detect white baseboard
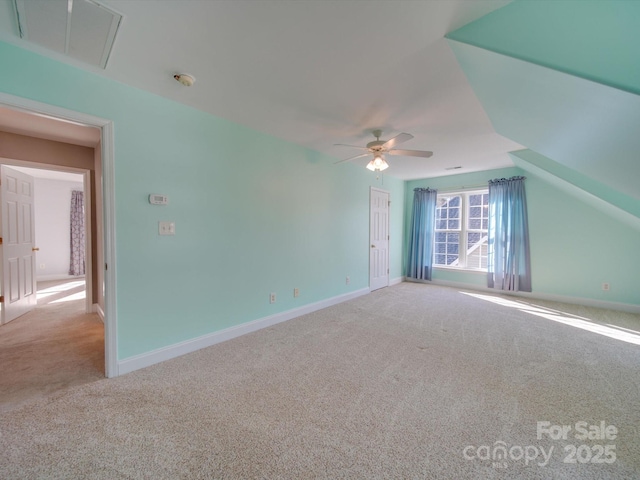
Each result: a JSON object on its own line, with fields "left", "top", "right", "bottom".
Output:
{"left": 37, "top": 274, "right": 85, "bottom": 282}
{"left": 93, "top": 303, "right": 104, "bottom": 322}
{"left": 390, "top": 276, "right": 405, "bottom": 286}
{"left": 117, "top": 287, "right": 370, "bottom": 376}
{"left": 508, "top": 290, "right": 640, "bottom": 314}
{"left": 421, "top": 278, "right": 640, "bottom": 314}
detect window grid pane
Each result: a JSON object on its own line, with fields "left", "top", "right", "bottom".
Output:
{"left": 434, "top": 191, "right": 488, "bottom": 270}
{"left": 434, "top": 195, "right": 462, "bottom": 266}
{"left": 467, "top": 194, "right": 489, "bottom": 231}
{"left": 434, "top": 232, "right": 459, "bottom": 266}
{"left": 466, "top": 232, "right": 488, "bottom": 269}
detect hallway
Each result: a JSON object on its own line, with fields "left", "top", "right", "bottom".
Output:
{"left": 0, "top": 279, "right": 104, "bottom": 413}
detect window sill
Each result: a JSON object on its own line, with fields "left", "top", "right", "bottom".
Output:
{"left": 433, "top": 266, "right": 487, "bottom": 275}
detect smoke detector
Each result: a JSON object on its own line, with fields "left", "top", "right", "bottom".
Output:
{"left": 173, "top": 73, "right": 195, "bottom": 87}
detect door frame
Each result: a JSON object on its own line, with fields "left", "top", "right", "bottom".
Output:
{"left": 369, "top": 186, "right": 390, "bottom": 291}
{"left": 0, "top": 92, "right": 118, "bottom": 378}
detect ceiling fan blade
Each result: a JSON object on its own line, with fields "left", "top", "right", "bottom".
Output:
{"left": 334, "top": 152, "right": 371, "bottom": 164}
{"left": 388, "top": 148, "right": 433, "bottom": 158}
{"left": 382, "top": 133, "right": 413, "bottom": 150}
{"left": 334, "top": 143, "right": 370, "bottom": 150}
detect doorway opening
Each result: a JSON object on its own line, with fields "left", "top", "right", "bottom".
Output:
{"left": 0, "top": 160, "right": 103, "bottom": 412}
{"left": 0, "top": 93, "right": 117, "bottom": 403}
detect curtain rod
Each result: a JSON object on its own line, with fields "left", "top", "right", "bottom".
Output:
{"left": 435, "top": 183, "right": 488, "bottom": 193}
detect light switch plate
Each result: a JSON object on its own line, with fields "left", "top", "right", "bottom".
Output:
{"left": 159, "top": 221, "right": 175, "bottom": 235}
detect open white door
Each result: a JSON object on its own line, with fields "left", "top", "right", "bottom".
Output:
{"left": 0, "top": 165, "right": 37, "bottom": 324}
{"left": 369, "top": 187, "right": 390, "bottom": 291}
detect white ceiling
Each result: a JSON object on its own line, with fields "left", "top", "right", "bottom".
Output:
{"left": 0, "top": 0, "right": 522, "bottom": 180}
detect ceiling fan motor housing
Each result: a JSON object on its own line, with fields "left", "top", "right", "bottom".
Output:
{"left": 366, "top": 140, "right": 386, "bottom": 151}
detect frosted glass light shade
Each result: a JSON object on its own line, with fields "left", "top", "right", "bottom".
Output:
{"left": 367, "top": 155, "right": 389, "bottom": 171}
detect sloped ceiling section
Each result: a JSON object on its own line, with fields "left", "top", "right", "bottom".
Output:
{"left": 447, "top": 40, "right": 640, "bottom": 204}
{"left": 445, "top": 0, "right": 640, "bottom": 96}
{"left": 510, "top": 149, "right": 640, "bottom": 232}
{"left": 445, "top": 0, "right": 640, "bottom": 215}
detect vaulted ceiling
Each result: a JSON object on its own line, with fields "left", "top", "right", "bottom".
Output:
{"left": 0, "top": 0, "right": 519, "bottom": 180}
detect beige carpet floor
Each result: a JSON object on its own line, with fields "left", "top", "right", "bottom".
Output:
{"left": 0, "top": 281, "right": 104, "bottom": 414}
{"left": 1, "top": 282, "right": 639, "bottom": 479}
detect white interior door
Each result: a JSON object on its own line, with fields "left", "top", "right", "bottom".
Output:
{"left": 1, "top": 165, "right": 37, "bottom": 324}
{"left": 370, "top": 187, "right": 390, "bottom": 291}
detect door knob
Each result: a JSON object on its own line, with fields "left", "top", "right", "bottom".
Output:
{"left": 371, "top": 244, "right": 375, "bottom": 248}
{"left": 32, "top": 247, "right": 40, "bottom": 251}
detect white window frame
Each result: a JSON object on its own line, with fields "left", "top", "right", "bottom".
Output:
{"left": 434, "top": 189, "right": 489, "bottom": 272}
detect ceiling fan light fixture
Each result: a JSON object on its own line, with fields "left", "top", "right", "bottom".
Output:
{"left": 367, "top": 155, "right": 389, "bottom": 172}
{"left": 334, "top": 131, "right": 431, "bottom": 171}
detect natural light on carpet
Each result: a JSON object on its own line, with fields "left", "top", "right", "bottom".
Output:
{"left": 37, "top": 280, "right": 85, "bottom": 300}
{"left": 461, "top": 292, "right": 640, "bottom": 346}
{"left": 50, "top": 290, "right": 86, "bottom": 303}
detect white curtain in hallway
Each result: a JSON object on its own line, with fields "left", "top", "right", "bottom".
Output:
{"left": 69, "top": 190, "right": 85, "bottom": 276}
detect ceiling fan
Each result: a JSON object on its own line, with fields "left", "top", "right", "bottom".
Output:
{"left": 334, "top": 130, "right": 433, "bottom": 171}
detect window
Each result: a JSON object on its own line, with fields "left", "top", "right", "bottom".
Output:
{"left": 434, "top": 190, "right": 489, "bottom": 270}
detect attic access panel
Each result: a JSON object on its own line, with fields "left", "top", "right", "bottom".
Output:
{"left": 14, "top": 0, "right": 122, "bottom": 69}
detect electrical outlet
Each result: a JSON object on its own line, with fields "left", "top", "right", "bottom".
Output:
{"left": 294, "top": 288, "right": 299, "bottom": 298}
{"left": 346, "top": 276, "right": 350, "bottom": 285}
{"left": 270, "top": 292, "right": 276, "bottom": 304}
{"left": 602, "top": 283, "right": 610, "bottom": 291}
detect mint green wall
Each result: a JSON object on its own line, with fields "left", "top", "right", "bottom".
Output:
{"left": 0, "top": 41, "right": 405, "bottom": 359}
{"left": 526, "top": 172, "right": 639, "bottom": 307}
{"left": 406, "top": 168, "right": 640, "bottom": 307}
{"left": 447, "top": 0, "right": 640, "bottom": 95}
{"left": 388, "top": 178, "right": 405, "bottom": 281}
